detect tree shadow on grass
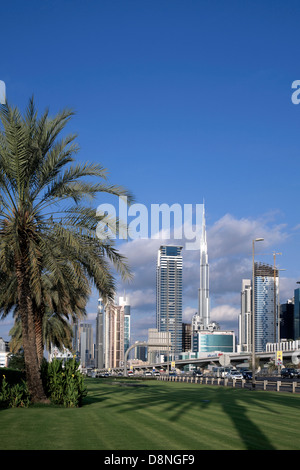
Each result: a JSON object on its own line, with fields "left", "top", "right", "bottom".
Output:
{"left": 86, "top": 379, "right": 300, "bottom": 449}
{"left": 83, "top": 380, "right": 149, "bottom": 405}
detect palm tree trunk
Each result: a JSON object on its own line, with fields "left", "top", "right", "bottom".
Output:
{"left": 16, "top": 258, "right": 48, "bottom": 403}
{"left": 35, "top": 316, "right": 44, "bottom": 367}
{"left": 35, "top": 311, "right": 44, "bottom": 368}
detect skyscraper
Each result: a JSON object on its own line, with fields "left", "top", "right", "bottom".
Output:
{"left": 294, "top": 288, "right": 300, "bottom": 340}
{"left": 238, "top": 279, "right": 252, "bottom": 352}
{"left": 280, "top": 300, "right": 294, "bottom": 340}
{"left": 198, "top": 205, "right": 210, "bottom": 329}
{"left": 156, "top": 245, "right": 183, "bottom": 355}
{"left": 79, "top": 323, "right": 94, "bottom": 368}
{"left": 119, "top": 295, "right": 131, "bottom": 355}
{"left": 182, "top": 322, "right": 192, "bottom": 352}
{"left": 105, "top": 302, "right": 124, "bottom": 369}
{"left": 254, "top": 262, "right": 279, "bottom": 352}
{"left": 95, "top": 298, "right": 105, "bottom": 369}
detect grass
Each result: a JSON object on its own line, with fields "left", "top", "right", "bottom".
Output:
{"left": 1, "top": 377, "right": 300, "bottom": 450}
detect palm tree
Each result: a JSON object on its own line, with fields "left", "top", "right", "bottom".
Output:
{"left": 5, "top": 266, "right": 90, "bottom": 367}
{"left": 0, "top": 98, "right": 133, "bottom": 402}
{"left": 9, "top": 309, "right": 76, "bottom": 362}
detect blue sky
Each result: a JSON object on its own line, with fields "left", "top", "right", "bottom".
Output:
{"left": 1, "top": 0, "right": 300, "bottom": 343}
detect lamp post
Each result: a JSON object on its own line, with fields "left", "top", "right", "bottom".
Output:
{"left": 252, "top": 238, "right": 264, "bottom": 389}
{"left": 272, "top": 253, "right": 282, "bottom": 342}
{"left": 276, "top": 268, "right": 285, "bottom": 344}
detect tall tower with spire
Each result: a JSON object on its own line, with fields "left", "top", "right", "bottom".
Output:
{"left": 198, "top": 204, "right": 210, "bottom": 329}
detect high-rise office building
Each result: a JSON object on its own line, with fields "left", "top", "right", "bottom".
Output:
{"left": 182, "top": 323, "right": 192, "bottom": 352}
{"left": 135, "top": 345, "right": 147, "bottom": 362}
{"left": 79, "top": 323, "right": 94, "bottom": 368}
{"left": 198, "top": 205, "right": 210, "bottom": 329}
{"left": 72, "top": 319, "right": 80, "bottom": 359}
{"left": 254, "top": 262, "right": 279, "bottom": 352}
{"left": 95, "top": 298, "right": 105, "bottom": 369}
{"left": 147, "top": 328, "right": 171, "bottom": 364}
{"left": 294, "top": 288, "right": 300, "bottom": 340}
{"left": 280, "top": 300, "right": 294, "bottom": 340}
{"left": 119, "top": 295, "right": 131, "bottom": 355}
{"left": 238, "top": 279, "right": 252, "bottom": 352}
{"left": 105, "top": 302, "right": 124, "bottom": 369}
{"left": 156, "top": 245, "right": 183, "bottom": 355}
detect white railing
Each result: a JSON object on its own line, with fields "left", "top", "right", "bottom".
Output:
{"left": 158, "top": 375, "right": 300, "bottom": 393}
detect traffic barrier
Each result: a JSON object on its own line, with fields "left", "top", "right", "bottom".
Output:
{"left": 264, "top": 380, "right": 267, "bottom": 391}
{"left": 157, "top": 375, "right": 300, "bottom": 393}
{"left": 277, "top": 381, "right": 281, "bottom": 392}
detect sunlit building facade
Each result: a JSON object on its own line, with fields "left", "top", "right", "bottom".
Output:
{"left": 254, "top": 262, "right": 279, "bottom": 352}
{"left": 238, "top": 279, "right": 252, "bottom": 352}
{"left": 156, "top": 245, "right": 183, "bottom": 355}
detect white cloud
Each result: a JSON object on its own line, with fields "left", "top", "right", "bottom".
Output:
{"left": 210, "top": 305, "right": 240, "bottom": 323}
{"left": 208, "top": 213, "right": 289, "bottom": 259}
{"left": 182, "top": 306, "right": 198, "bottom": 323}
{"left": 125, "top": 289, "right": 155, "bottom": 309}
{"left": 111, "top": 211, "right": 293, "bottom": 340}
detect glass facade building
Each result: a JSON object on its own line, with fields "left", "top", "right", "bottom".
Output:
{"left": 156, "top": 245, "right": 183, "bottom": 355}
{"left": 119, "top": 296, "right": 131, "bottom": 356}
{"left": 192, "top": 331, "right": 235, "bottom": 354}
{"left": 280, "top": 301, "right": 294, "bottom": 340}
{"left": 254, "top": 262, "right": 278, "bottom": 352}
{"left": 79, "top": 323, "right": 94, "bottom": 368}
{"left": 294, "top": 288, "right": 300, "bottom": 340}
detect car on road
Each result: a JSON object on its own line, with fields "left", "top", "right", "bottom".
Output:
{"left": 144, "top": 371, "right": 152, "bottom": 376}
{"left": 226, "top": 370, "right": 243, "bottom": 380}
{"left": 241, "top": 370, "right": 252, "bottom": 380}
{"left": 193, "top": 370, "right": 203, "bottom": 377}
{"left": 153, "top": 371, "right": 160, "bottom": 376}
{"left": 281, "top": 368, "right": 299, "bottom": 379}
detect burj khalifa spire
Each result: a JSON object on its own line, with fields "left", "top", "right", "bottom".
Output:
{"left": 198, "top": 204, "right": 210, "bottom": 329}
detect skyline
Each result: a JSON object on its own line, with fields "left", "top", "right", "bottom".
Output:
{"left": 0, "top": 1, "right": 300, "bottom": 346}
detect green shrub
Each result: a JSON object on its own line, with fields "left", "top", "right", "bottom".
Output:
{"left": 0, "top": 368, "right": 26, "bottom": 387}
{"left": 0, "top": 375, "right": 30, "bottom": 408}
{"left": 0, "top": 359, "right": 87, "bottom": 408}
{"left": 42, "top": 357, "right": 87, "bottom": 407}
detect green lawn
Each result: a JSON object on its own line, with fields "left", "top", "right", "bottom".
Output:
{"left": 1, "top": 377, "right": 300, "bottom": 450}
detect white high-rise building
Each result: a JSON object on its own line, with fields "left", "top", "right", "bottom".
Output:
{"left": 119, "top": 295, "right": 131, "bottom": 356}
{"left": 238, "top": 279, "right": 252, "bottom": 353}
{"left": 238, "top": 265, "right": 279, "bottom": 353}
{"left": 198, "top": 205, "right": 210, "bottom": 329}
{"left": 156, "top": 245, "right": 183, "bottom": 354}
{"left": 147, "top": 328, "right": 171, "bottom": 364}
{"left": 96, "top": 298, "right": 105, "bottom": 368}
{"left": 254, "top": 263, "right": 279, "bottom": 352}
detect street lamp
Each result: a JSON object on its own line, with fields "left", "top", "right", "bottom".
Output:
{"left": 277, "top": 268, "right": 286, "bottom": 344}
{"left": 272, "top": 253, "right": 282, "bottom": 342}
{"left": 252, "top": 238, "right": 264, "bottom": 390}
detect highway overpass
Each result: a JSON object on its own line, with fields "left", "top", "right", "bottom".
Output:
{"left": 95, "top": 348, "right": 300, "bottom": 376}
